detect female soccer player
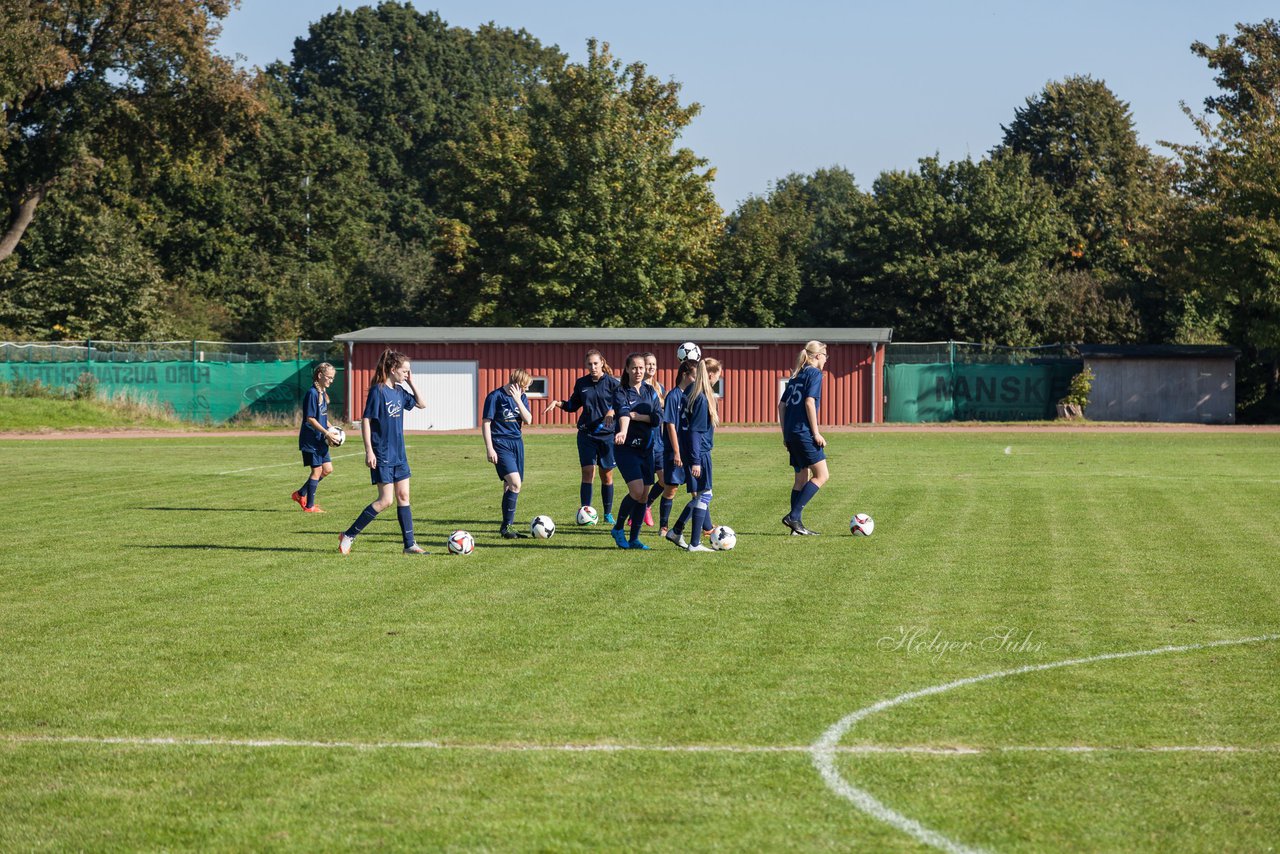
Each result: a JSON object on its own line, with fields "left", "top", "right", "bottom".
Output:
{"left": 641, "top": 351, "right": 667, "bottom": 528}
{"left": 293, "top": 361, "right": 341, "bottom": 513}
{"left": 338, "top": 349, "right": 427, "bottom": 555}
{"left": 483, "top": 369, "right": 533, "bottom": 539}
{"left": 609, "top": 353, "right": 663, "bottom": 549}
{"left": 545, "top": 350, "right": 621, "bottom": 522}
{"left": 779, "top": 340, "right": 828, "bottom": 536}
{"left": 657, "top": 358, "right": 696, "bottom": 538}
{"left": 665, "top": 358, "right": 720, "bottom": 552}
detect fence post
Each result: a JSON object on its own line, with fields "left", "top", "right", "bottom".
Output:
{"left": 192, "top": 340, "right": 197, "bottom": 363}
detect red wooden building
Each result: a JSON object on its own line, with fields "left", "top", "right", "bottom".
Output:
{"left": 333, "top": 328, "right": 893, "bottom": 429}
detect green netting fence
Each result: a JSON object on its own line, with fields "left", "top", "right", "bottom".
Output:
{"left": 885, "top": 342, "right": 1082, "bottom": 422}
{"left": 0, "top": 340, "right": 344, "bottom": 423}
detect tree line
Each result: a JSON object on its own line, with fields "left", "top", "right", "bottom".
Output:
{"left": 1, "top": 4, "right": 1278, "bottom": 417}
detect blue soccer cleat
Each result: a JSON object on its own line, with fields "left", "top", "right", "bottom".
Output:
{"left": 611, "top": 528, "right": 630, "bottom": 549}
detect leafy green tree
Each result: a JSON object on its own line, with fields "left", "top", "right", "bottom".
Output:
{"left": 863, "top": 154, "right": 1070, "bottom": 345}
{"left": 435, "top": 40, "right": 722, "bottom": 326}
{"left": 0, "top": 0, "right": 259, "bottom": 264}
{"left": 1173, "top": 19, "right": 1280, "bottom": 417}
{"left": 279, "top": 2, "right": 564, "bottom": 244}
{"left": 707, "top": 179, "right": 815, "bottom": 326}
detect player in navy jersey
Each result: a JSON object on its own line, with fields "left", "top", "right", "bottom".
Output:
{"left": 483, "top": 369, "right": 534, "bottom": 539}
{"left": 640, "top": 352, "right": 666, "bottom": 528}
{"left": 545, "top": 349, "right": 621, "bottom": 522}
{"left": 665, "top": 358, "right": 721, "bottom": 552}
{"left": 609, "top": 353, "right": 663, "bottom": 549}
{"left": 779, "top": 340, "right": 829, "bottom": 536}
{"left": 338, "top": 349, "right": 427, "bottom": 555}
{"left": 657, "top": 359, "right": 695, "bottom": 538}
{"left": 293, "top": 362, "right": 341, "bottom": 513}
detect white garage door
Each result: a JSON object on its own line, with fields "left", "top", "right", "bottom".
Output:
{"left": 403, "top": 360, "right": 478, "bottom": 431}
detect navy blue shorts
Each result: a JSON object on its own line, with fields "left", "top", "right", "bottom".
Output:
{"left": 494, "top": 438, "right": 524, "bottom": 480}
{"left": 651, "top": 446, "right": 664, "bottom": 480}
{"left": 662, "top": 451, "right": 686, "bottom": 486}
{"left": 301, "top": 449, "right": 331, "bottom": 467}
{"left": 786, "top": 434, "right": 827, "bottom": 471}
{"left": 686, "top": 456, "right": 712, "bottom": 493}
{"left": 371, "top": 461, "right": 411, "bottom": 485}
{"left": 576, "top": 431, "right": 616, "bottom": 470}
{"left": 615, "top": 445, "right": 655, "bottom": 486}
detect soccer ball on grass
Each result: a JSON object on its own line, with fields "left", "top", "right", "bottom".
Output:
{"left": 531, "top": 515, "right": 556, "bottom": 539}
{"left": 850, "top": 513, "right": 875, "bottom": 536}
{"left": 576, "top": 505, "right": 599, "bottom": 525}
{"left": 447, "top": 530, "right": 475, "bottom": 555}
{"left": 709, "top": 525, "right": 737, "bottom": 550}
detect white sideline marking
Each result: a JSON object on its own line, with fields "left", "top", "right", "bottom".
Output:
{"left": 3, "top": 734, "right": 1276, "bottom": 756}
{"left": 810, "top": 633, "right": 1280, "bottom": 854}
{"left": 218, "top": 452, "right": 362, "bottom": 475}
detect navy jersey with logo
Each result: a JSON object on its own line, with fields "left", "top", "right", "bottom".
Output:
{"left": 781, "top": 366, "right": 822, "bottom": 437}
{"left": 563, "top": 373, "right": 621, "bottom": 435}
{"left": 679, "top": 392, "right": 715, "bottom": 467}
{"left": 362, "top": 382, "right": 417, "bottom": 467}
{"left": 299, "top": 386, "right": 330, "bottom": 453}
{"left": 613, "top": 383, "right": 663, "bottom": 450}
{"left": 482, "top": 387, "right": 529, "bottom": 441}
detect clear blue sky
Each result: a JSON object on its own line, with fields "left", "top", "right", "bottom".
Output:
{"left": 217, "top": 1, "right": 1274, "bottom": 210}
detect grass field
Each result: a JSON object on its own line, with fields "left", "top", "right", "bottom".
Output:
{"left": 1, "top": 431, "right": 1278, "bottom": 851}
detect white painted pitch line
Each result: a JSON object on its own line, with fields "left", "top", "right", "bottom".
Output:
{"left": 217, "top": 451, "right": 363, "bottom": 475}
{"left": 3, "top": 734, "right": 1277, "bottom": 756}
{"left": 810, "top": 633, "right": 1280, "bottom": 854}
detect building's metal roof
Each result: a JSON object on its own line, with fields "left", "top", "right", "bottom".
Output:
{"left": 334, "top": 327, "right": 894, "bottom": 344}
{"left": 1078, "top": 344, "right": 1240, "bottom": 360}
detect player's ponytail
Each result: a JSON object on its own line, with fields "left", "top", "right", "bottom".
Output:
{"left": 685, "top": 358, "right": 721, "bottom": 427}
{"left": 373, "top": 349, "right": 408, "bottom": 386}
{"left": 791, "top": 340, "right": 827, "bottom": 379}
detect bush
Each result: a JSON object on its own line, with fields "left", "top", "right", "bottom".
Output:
{"left": 73, "top": 371, "right": 98, "bottom": 400}
{"left": 1058, "top": 366, "right": 1096, "bottom": 416}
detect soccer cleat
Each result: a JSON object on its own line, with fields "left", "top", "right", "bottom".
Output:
{"left": 610, "top": 528, "right": 630, "bottom": 549}
{"left": 628, "top": 541, "right": 651, "bottom": 550}
{"left": 303, "top": 505, "right": 326, "bottom": 513}
{"left": 500, "top": 526, "right": 528, "bottom": 540}
{"left": 403, "top": 543, "right": 426, "bottom": 555}
{"left": 782, "top": 515, "right": 817, "bottom": 535}
{"left": 291, "top": 490, "right": 307, "bottom": 510}
{"left": 664, "top": 529, "right": 689, "bottom": 551}
{"left": 603, "top": 513, "right": 615, "bottom": 525}
{"left": 687, "top": 543, "right": 715, "bottom": 553}
{"left": 338, "top": 534, "right": 354, "bottom": 555}
{"left": 643, "top": 506, "right": 654, "bottom": 526}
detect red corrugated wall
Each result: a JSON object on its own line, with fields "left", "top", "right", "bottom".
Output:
{"left": 346, "top": 341, "right": 884, "bottom": 426}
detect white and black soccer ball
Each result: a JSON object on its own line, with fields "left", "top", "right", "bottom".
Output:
{"left": 329, "top": 426, "right": 346, "bottom": 446}
{"left": 710, "top": 525, "right": 737, "bottom": 550}
{"left": 447, "top": 529, "right": 475, "bottom": 555}
{"left": 850, "top": 513, "right": 875, "bottom": 537}
{"left": 531, "top": 515, "right": 556, "bottom": 539}
{"left": 676, "top": 341, "right": 701, "bottom": 363}
{"left": 576, "top": 505, "right": 599, "bottom": 526}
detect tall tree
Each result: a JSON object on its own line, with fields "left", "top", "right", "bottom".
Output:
{"left": 279, "top": 2, "right": 564, "bottom": 244}
{"left": 0, "top": 0, "right": 259, "bottom": 263}
{"left": 862, "top": 154, "right": 1069, "bottom": 345}
{"left": 1173, "top": 19, "right": 1280, "bottom": 417}
{"left": 435, "top": 40, "right": 722, "bottom": 326}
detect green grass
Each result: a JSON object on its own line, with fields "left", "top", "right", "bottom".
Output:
{"left": 1, "top": 432, "right": 1278, "bottom": 851}
{"left": 0, "top": 394, "right": 181, "bottom": 431}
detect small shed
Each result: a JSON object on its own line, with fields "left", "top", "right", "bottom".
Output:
{"left": 332, "top": 327, "right": 893, "bottom": 429}
{"left": 1078, "top": 344, "right": 1240, "bottom": 424}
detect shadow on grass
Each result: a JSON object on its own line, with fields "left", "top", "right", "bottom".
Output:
{"left": 138, "top": 544, "right": 314, "bottom": 553}
{"left": 138, "top": 507, "right": 285, "bottom": 513}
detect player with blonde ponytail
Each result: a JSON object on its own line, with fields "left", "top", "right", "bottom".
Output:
{"left": 292, "top": 362, "right": 341, "bottom": 513}
{"left": 665, "top": 357, "right": 721, "bottom": 552}
{"left": 779, "top": 340, "right": 828, "bottom": 536}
